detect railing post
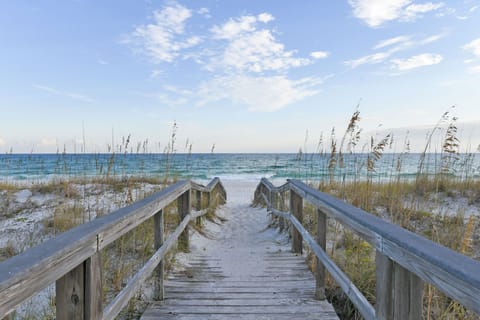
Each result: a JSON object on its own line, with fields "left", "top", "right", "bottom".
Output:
{"left": 195, "top": 190, "right": 202, "bottom": 225}
{"left": 315, "top": 209, "right": 327, "bottom": 300}
{"left": 154, "top": 209, "right": 164, "bottom": 300}
{"left": 206, "top": 191, "right": 211, "bottom": 209}
{"left": 270, "top": 191, "right": 278, "bottom": 226}
{"left": 376, "top": 253, "right": 423, "bottom": 320}
{"left": 278, "top": 192, "right": 285, "bottom": 231}
{"left": 178, "top": 190, "right": 191, "bottom": 251}
{"left": 56, "top": 253, "right": 103, "bottom": 320}
{"left": 290, "top": 190, "right": 303, "bottom": 254}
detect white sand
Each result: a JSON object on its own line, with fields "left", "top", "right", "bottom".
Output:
{"left": 175, "top": 179, "right": 291, "bottom": 279}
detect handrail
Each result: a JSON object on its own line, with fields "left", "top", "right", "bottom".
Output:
{"left": 255, "top": 178, "right": 480, "bottom": 320}
{"left": 0, "top": 177, "right": 226, "bottom": 319}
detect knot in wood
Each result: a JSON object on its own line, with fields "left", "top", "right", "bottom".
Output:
{"left": 71, "top": 293, "right": 80, "bottom": 305}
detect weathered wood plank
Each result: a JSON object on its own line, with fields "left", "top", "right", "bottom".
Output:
{"left": 375, "top": 253, "right": 393, "bottom": 320}
{"left": 290, "top": 190, "right": 303, "bottom": 254}
{"left": 102, "top": 212, "right": 193, "bottom": 320}
{"left": 392, "top": 262, "right": 423, "bottom": 320}
{"left": 164, "top": 287, "right": 317, "bottom": 294}
{"left": 154, "top": 209, "right": 164, "bottom": 301}
{"left": 56, "top": 262, "right": 85, "bottom": 320}
{"left": 142, "top": 314, "right": 339, "bottom": 320}
{"left": 145, "top": 305, "right": 334, "bottom": 314}
{"left": 157, "top": 298, "right": 325, "bottom": 306}
{"left": 178, "top": 191, "right": 190, "bottom": 251}
{"left": 161, "top": 292, "right": 317, "bottom": 299}
{"left": 85, "top": 252, "right": 103, "bottom": 320}
{"left": 316, "top": 209, "right": 327, "bottom": 300}
{"left": 268, "top": 207, "right": 375, "bottom": 320}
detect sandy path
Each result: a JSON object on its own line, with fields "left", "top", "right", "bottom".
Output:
{"left": 142, "top": 180, "right": 338, "bottom": 320}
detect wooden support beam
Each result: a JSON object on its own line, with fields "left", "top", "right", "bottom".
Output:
{"left": 195, "top": 190, "right": 202, "bottom": 226}
{"left": 376, "top": 253, "right": 423, "bottom": 320}
{"left": 85, "top": 253, "right": 102, "bottom": 320}
{"left": 375, "top": 253, "right": 393, "bottom": 320}
{"left": 206, "top": 192, "right": 211, "bottom": 209}
{"left": 178, "top": 191, "right": 191, "bottom": 251}
{"left": 315, "top": 209, "right": 326, "bottom": 300}
{"left": 290, "top": 190, "right": 303, "bottom": 254}
{"left": 154, "top": 209, "right": 164, "bottom": 301}
{"left": 56, "top": 263, "right": 84, "bottom": 320}
{"left": 56, "top": 253, "right": 103, "bottom": 320}
{"left": 393, "top": 262, "right": 423, "bottom": 320}
{"left": 278, "top": 192, "right": 285, "bottom": 231}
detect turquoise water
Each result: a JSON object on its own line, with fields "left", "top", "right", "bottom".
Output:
{"left": 0, "top": 153, "right": 478, "bottom": 182}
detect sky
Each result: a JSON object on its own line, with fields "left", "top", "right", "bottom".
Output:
{"left": 1, "top": 0, "right": 480, "bottom": 153}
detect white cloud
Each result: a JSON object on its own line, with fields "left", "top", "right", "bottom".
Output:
{"left": 310, "top": 51, "right": 329, "bottom": 59}
{"left": 349, "top": 0, "right": 444, "bottom": 27}
{"left": 209, "top": 14, "right": 311, "bottom": 73}
{"left": 373, "top": 35, "right": 410, "bottom": 49}
{"left": 420, "top": 32, "right": 447, "bottom": 44}
{"left": 403, "top": 2, "right": 444, "bottom": 20}
{"left": 211, "top": 15, "right": 257, "bottom": 40}
{"left": 34, "top": 85, "right": 94, "bottom": 102}
{"left": 258, "top": 13, "right": 274, "bottom": 23}
{"left": 127, "top": 3, "right": 201, "bottom": 63}
{"left": 346, "top": 33, "right": 445, "bottom": 68}
{"left": 130, "top": 9, "right": 328, "bottom": 112}
{"left": 345, "top": 51, "right": 392, "bottom": 68}
{"left": 0, "top": 137, "right": 5, "bottom": 146}
{"left": 390, "top": 53, "right": 442, "bottom": 71}
{"left": 463, "top": 38, "right": 480, "bottom": 57}
{"left": 197, "top": 7, "right": 210, "bottom": 17}
{"left": 197, "top": 75, "right": 322, "bottom": 112}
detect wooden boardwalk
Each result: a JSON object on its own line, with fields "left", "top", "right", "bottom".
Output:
{"left": 2, "top": 178, "right": 480, "bottom": 319}
{"left": 141, "top": 184, "right": 338, "bottom": 320}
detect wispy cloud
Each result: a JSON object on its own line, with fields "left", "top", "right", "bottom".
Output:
{"left": 345, "top": 52, "right": 393, "bottom": 68}
{"left": 463, "top": 38, "right": 480, "bottom": 57}
{"left": 373, "top": 35, "right": 411, "bottom": 49}
{"left": 349, "top": 0, "right": 444, "bottom": 27}
{"left": 34, "top": 85, "right": 94, "bottom": 102}
{"left": 463, "top": 38, "right": 480, "bottom": 74}
{"left": 345, "top": 32, "right": 445, "bottom": 69}
{"left": 390, "top": 53, "right": 442, "bottom": 71}
{"left": 403, "top": 2, "right": 444, "bottom": 20}
{"left": 125, "top": 3, "right": 201, "bottom": 63}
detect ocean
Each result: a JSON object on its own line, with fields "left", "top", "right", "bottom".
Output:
{"left": 1, "top": 153, "right": 479, "bottom": 183}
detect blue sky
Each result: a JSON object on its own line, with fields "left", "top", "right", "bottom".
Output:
{"left": 1, "top": 0, "right": 480, "bottom": 153}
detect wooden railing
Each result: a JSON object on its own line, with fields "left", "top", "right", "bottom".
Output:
{"left": 254, "top": 178, "right": 480, "bottom": 320}
{"left": 0, "top": 178, "right": 226, "bottom": 320}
